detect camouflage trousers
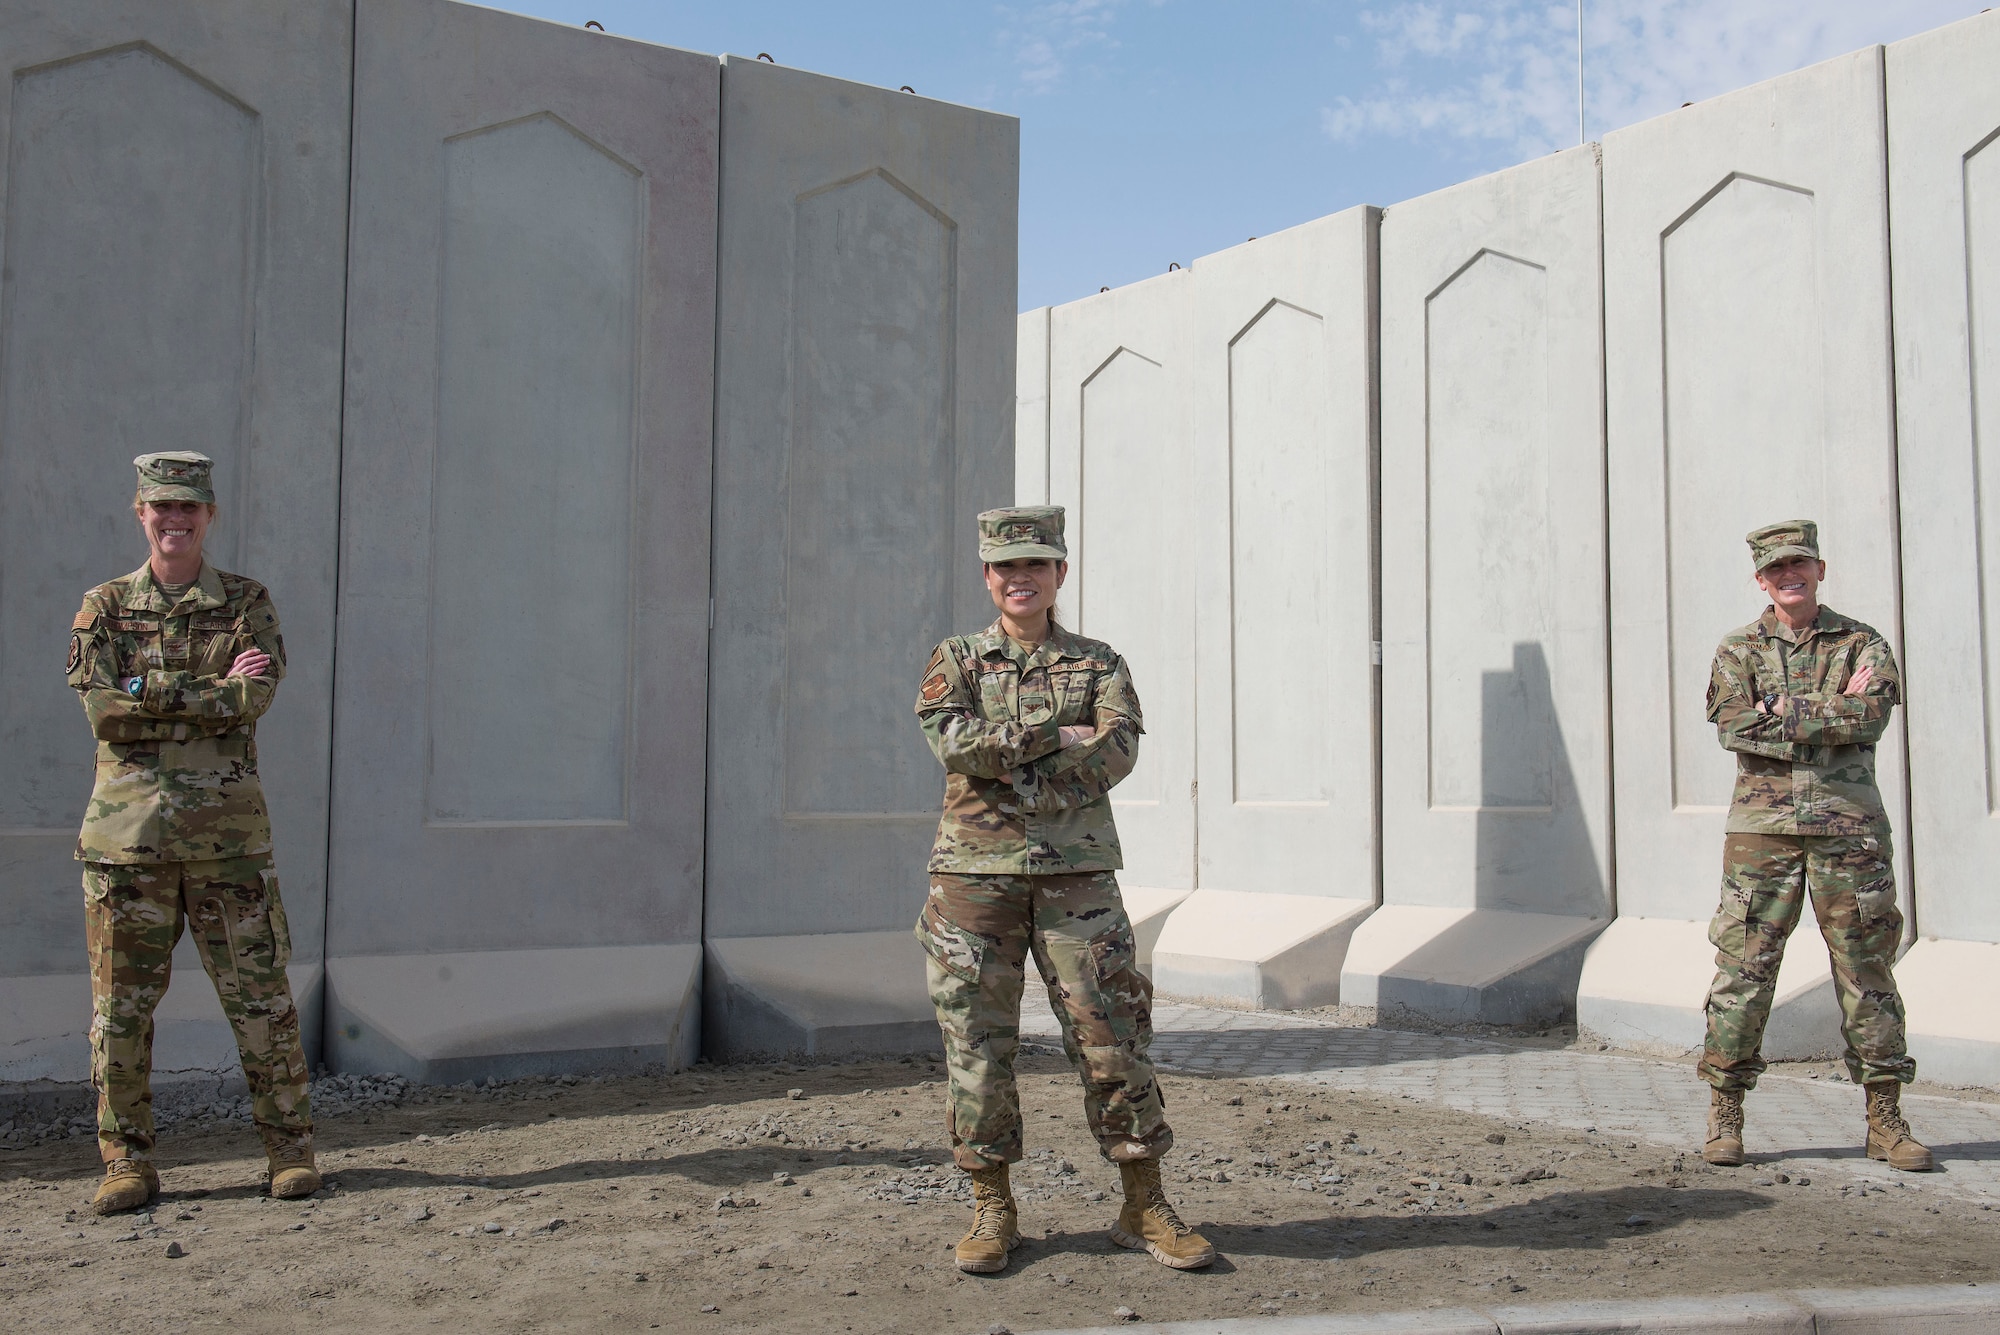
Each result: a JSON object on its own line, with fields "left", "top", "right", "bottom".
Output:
{"left": 917, "top": 871, "right": 1172, "bottom": 1172}
{"left": 84, "top": 855, "right": 313, "bottom": 1163}
{"left": 1699, "top": 832, "right": 1915, "bottom": 1093}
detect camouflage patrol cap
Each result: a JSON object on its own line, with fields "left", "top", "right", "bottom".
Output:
{"left": 978, "top": 506, "right": 1067, "bottom": 562}
{"left": 1747, "top": 520, "right": 1820, "bottom": 571}
{"left": 134, "top": 451, "right": 215, "bottom": 504}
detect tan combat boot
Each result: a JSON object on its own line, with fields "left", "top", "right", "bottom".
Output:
{"left": 1703, "top": 1087, "right": 1746, "bottom": 1167}
{"left": 267, "top": 1140, "right": 322, "bottom": 1199}
{"left": 91, "top": 1158, "right": 160, "bottom": 1215}
{"left": 1864, "top": 1082, "right": 1935, "bottom": 1172}
{"left": 1111, "top": 1158, "right": 1215, "bottom": 1270}
{"left": 954, "top": 1163, "right": 1021, "bottom": 1274}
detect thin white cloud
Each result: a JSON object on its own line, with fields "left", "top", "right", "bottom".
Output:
{"left": 996, "top": 0, "right": 1149, "bottom": 93}
{"left": 1321, "top": 0, "right": 1977, "bottom": 158}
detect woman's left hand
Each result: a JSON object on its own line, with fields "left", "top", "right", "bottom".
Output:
{"left": 228, "top": 648, "right": 272, "bottom": 678}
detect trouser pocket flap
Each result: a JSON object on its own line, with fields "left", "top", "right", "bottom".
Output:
{"left": 915, "top": 904, "right": 983, "bottom": 985}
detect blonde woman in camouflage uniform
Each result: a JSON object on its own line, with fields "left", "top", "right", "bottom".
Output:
{"left": 913, "top": 506, "right": 1213, "bottom": 1275}
{"left": 66, "top": 452, "right": 318, "bottom": 1214}
{"left": 1700, "top": 520, "right": 1931, "bottom": 1173}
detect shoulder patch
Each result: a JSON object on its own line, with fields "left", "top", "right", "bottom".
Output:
{"left": 73, "top": 610, "right": 97, "bottom": 631}
{"left": 67, "top": 634, "right": 82, "bottom": 675}
{"left": 920, "top": 672, "right": 951, "bottom": 704}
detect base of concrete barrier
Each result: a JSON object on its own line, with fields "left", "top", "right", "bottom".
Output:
{"left": 1150, "top": 890, "right": 1375, "bottom": 1010}
{"left": 702, "top": 930, "right": 942, "bottom": 1062}
{"left": 323, "top": 944, "right": 698, "bottom": 1083}
{"left": 1120, "top": 884, "right": 1194, "bottom": 974}
{"left": 1896, "top": 938, "right": 2000, "bottom": 1089}
{"left": 1575, "top": 915, "right": 1843, "bottom": 1059}
{"left": 1339, "top": 908, "right": 1607, "bottom": 1027}
{"left": 1024, "top": 1281, "right": 2000, "bottom": 1334}
{"left": 0, "top": 956, "right": 324, "bottom": 1092}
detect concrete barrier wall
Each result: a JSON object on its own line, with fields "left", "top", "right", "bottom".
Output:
{"left": 1160, "top": 211, "right": 1381, "bottom": 1009}
{"left": 323, "top": 0, "right": 719, "bottom": 1082}
{"left": 1352, "top": 147, "right": 1611, "bottom": 1027}
{"left": 1046, "top": 269, "right": 1199, "bottom": 933}
{"left": 0, "top": 0, "right": 351, "bottom": 1089}
{"left": 1580, "top": 47, "right": 1907, "bottom": 1056}
{"left": 0, "top": 0, "right": 1021, "bottom": 1093}
{"left": 1025, "top": 16, "right": 2000, "bottom": 1083}
{"left": 699, "top": 58, "right": 1018, "bottom": 1058}
{"left": 1884, "top": 12, "right": 2000, "bottom": 1089}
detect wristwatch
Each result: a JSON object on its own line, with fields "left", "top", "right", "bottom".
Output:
{"left": 125, "top": 676, "right": 144, "bottom": 698}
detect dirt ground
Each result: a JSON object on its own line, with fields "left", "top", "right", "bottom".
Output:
{"left": 3, "top": 1053, "right": 1996, "bottom": 1334}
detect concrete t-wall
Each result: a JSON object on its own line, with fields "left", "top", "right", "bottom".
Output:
{"left": 0, "top": 0, "right": 1022, "bottom": 1095}
{"left": 1883, "top": 10, "right": 2000, "bottom": 1088}
{"left": 1351, "top": 145, "right": 1612, "bottom": 1028}
{"left": 1047, "top": 268, "right": 1198, "bottom": 907}
{"left": 1161, "top": 210, "right": 1382, "bottom": 1010}
{"left": 0, "top": 0, "right": 351, "bottom": 1091}
{"left": 1579, "top": 46, "right": 1906, "bottom": 1057}
{"left": 1030, "top": 13, "right": 2000, "bottom": 1084}
{"left": 322, "top": 0, "right": 719, "bottom": 1083}
{"left": 699, "top": 58, "right": 1018, "bottom": 1058}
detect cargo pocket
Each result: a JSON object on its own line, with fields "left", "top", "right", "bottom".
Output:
{"left": 261, "top": 867, "right": 292, "bottom": 972}
{"left": 915, "top": 901, "right": 983, "bottom": 987}
{"left": 1084, "top": 922, "right": 1148, "bottom": 1046}
{"left": 1852, "top": 876, "right": 1902, "bottom": 932}
{"left": 1707, "top": 872, "right": 1752, "bottom": 960}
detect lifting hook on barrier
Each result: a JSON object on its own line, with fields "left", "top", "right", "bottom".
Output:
{"left": 1167, "top": 262, "right": 1181, "bottom": 271}
{"left": 584, "top": 20, "right": 604, "bottom": 30}
{"left": 758, "top": 52, "right": 775, "bottom": 62}
{"left": 901, "top": 85, "right": 916, "bottom": 93}
{"left": 1099, "top": 286, "right": 1110, "bottom": 293}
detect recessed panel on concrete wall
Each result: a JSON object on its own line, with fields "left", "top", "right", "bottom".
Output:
{"left": 1582, "top": 48, "right": 1904, "bottom": 1053}
{"left": 1349, "top": 147, "right": 1611, "bottom": 1027}
{"left": 327, "top": 0, "right": 716, "bottom": 1080}
{"left": 1152, "top": 210, "right": 1378, "bottom": 1010}
{"left": 703, "top": 58, "right": 1016, "bottom": 1056}
{"left": 0, "top": 0, "right": 349, "bottom": 1086}
{"left": 1017, "top": 308, "right": 1052, "bottom": 505}
{"left": 1885, "top": 9, "right": 2000, "bottom": 1088}
{"left": 427, "top": 113, "right": 640, "bottom": 826}
{"left": 1044, "top": 272, "right": 1196, "bottom": 937}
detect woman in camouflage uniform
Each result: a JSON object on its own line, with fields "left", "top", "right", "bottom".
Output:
{"left": 1699, "top": 520, "right": 1931, "bottom": 1173}
{"left": 65, "top": 452, "right": 318, "bottom": 1214}
{"left": 913, "top": 505, "right": 1213, "bottom": 1275}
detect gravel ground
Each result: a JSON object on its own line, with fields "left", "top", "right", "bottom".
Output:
{"left": 2, "top": 1053, "right": 1996, "bottom": 1333}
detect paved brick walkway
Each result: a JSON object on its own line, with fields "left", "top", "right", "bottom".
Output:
{"left": 1017, "top": 992, "right": 2000, "bottom": 1207}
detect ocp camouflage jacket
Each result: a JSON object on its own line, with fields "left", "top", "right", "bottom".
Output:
{"left": 1706, "top": 605, "right": 1898, "bottom": 837}
{"left": 916, "top": 622, "right": 1143, "bottom": 873}
{"left": 66, "top": 561, "right": 284, "bottom": 863}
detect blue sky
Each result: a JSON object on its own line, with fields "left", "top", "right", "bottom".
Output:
{"left": 498, "top": 1, "right": 1978, "bottom": 312}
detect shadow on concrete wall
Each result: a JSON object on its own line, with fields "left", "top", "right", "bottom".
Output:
{"left": 1377, "top": 642, "right": 1606, "bottom": 1027}
{"left": 1475, "top": 641, "right": 1602, "bottom": 917}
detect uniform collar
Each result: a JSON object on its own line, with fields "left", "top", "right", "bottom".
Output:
{"left": 129, "top": 560, "right": 226, "bottom": 614}
{"left": 1758, "top": 603, "right": 1849, "bottom": 645}
{"left": 973, "top": 620, "right": 1085, "bottom": 670}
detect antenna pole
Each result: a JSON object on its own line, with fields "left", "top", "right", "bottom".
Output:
{"left": 1576, "top": 0, "right": 1586, "bottom": 144}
